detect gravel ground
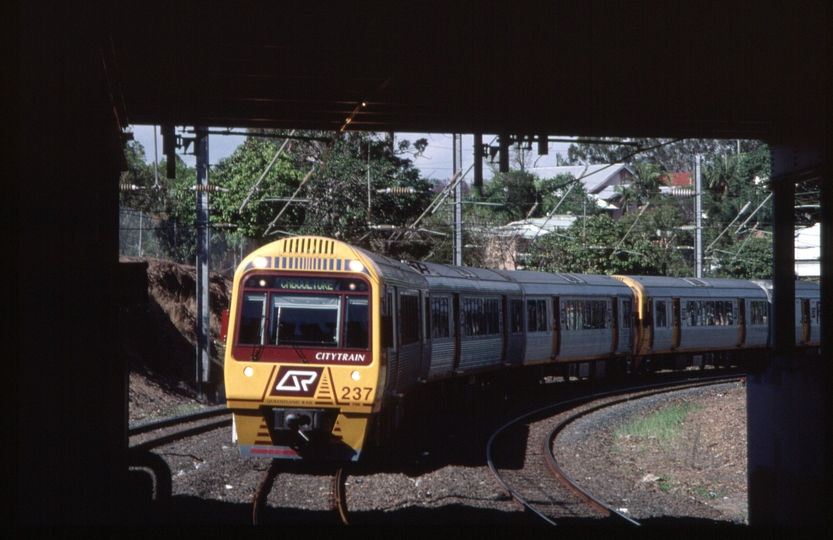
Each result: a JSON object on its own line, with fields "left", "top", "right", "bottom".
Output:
{"left": 130, "top": 379, "right": 748, "bottom": 527}
{"left": 553, "top": 381, "right": 748, "bottom": 524}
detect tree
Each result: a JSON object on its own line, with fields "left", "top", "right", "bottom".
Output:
{"left": 700, "top": 143, "right": 774, "bottom": 273}
{"left": 119, "top": 141, "right": 165, "bottom": 214}
{"left": 710, "top": 235, "right": 772, "bottom": 279}
{"left": 526, "top": 204, "right": 692, "bottom": 277}
{"left": 196, "top": 131, "right": 435, "bottom": 258}
{"left": 613, "top": 162, "right": 669, "bottom": 212}
{"left": 293, "top": 133, "right": 434, "bottom": 252}
{"left": 209, "top": 137, "right": 304, "bottom": 239}
{"left": 482, "top": 170, "right": 540, "bottom": 221}
{"left": 567, "top": 138, "right": 764, "bottom": 173}
{"left": 536, "top": 173, "right": 599, "bottom": 217}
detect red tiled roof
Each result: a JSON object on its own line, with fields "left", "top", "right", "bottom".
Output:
{"left": 663, "top": 172, "right": 693, "bottom": 186}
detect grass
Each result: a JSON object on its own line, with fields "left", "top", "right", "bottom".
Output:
{"left": 167, "top": 403, "right": 210, "bottom": 416}
{"left": 613, "top": 401, "right": 704, "bottom": 450}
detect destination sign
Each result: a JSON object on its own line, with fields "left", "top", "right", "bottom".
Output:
{"left": 244, "top": 275, "right": 369, "bottom": 292}
{"left": 279, "top": 278, "right": 336, "bottom": 291}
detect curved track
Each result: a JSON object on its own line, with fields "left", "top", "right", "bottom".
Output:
{"left": 128, "top": 407, "right": 230, "bottom": 501}
{"left": 487, "top": 374, "right": 740, "bottom": 525}
{"left": 129, "top": 406, "right": 231, "bottom": 451}
{"left": 251, "top": 460, "right": 350, "bottom": 525}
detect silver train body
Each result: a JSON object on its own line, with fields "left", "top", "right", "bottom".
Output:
{"left": 371, "top": 256, "right": 820, "bottom": 406}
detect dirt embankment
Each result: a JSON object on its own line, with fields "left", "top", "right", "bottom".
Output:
{"left": 119, "top": 256, "right": 232, "bottom": 422}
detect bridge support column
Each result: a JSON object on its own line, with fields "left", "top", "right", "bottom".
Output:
{"left": 747, "top": 144, "right": 826, "bottom": 527}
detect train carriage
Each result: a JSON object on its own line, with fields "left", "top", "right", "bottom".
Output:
{"left": 495, "top": 271, "right": 635, "bottom": 372}
{"left": 223, "top": 236, "right": 422, "bottom": 461}
{"left": 614, "top": 276, "right": 771, "bottom": 370}
{"left": 223, "top": 235, "right": 820, "bottom": 462}
{"left": 407, "top": 262, "right": 522, "bottom": 378}
{"left": 752, "top": 280, "right": 821, "bottom": 348}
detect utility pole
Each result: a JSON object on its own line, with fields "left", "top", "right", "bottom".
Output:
{"left": 694, "top": 154, "right": 703, "bottom": 278}
{"left": 473, "top": 133, "right": 483, "bottom": 196}
{"left": 453, "top": 134, "right": 463, "bottom": 266}
{"left": 195, "top": 126, "right": 212, "bottom": 400}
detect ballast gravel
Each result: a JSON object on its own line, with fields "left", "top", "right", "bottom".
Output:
{"left": 134, "top": 381, "right": 747, "bottom": 526}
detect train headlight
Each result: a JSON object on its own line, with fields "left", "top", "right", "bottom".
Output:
{"left": 252, "top": 257, "right": 269, "bottom": 269}
{"left": 244, "top": 367, "right": 254, "bottom": 377}
{"left": 351, "top": 371, "right": 361, "bottom": 381}
{"left": 349, "top": 260, "right": 364, "bottom": 273}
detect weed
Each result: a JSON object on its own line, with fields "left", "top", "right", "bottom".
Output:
{"left": 613, "top": 402, "right": 704, "bottom": 451}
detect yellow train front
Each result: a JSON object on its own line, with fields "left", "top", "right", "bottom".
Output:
{"left": 223, "top": 236, "right": 388, "bottom": 461}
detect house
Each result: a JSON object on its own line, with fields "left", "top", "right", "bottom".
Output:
{"left": 481, "top": 215, "right": 577, "bottom": 270}
{"left": 659, "top": 171, "right": 696, "bottom": 198}
{"left": 795, "top": 223, "right": 820, "bottom": 277}
{"left": 527, "top": 163, "right": 635, "bottom": 220}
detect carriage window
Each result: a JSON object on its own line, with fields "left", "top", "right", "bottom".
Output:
{"left": 685, "top": 300, "right": 735, "bottom": 326}
{"left": 527, "top": 299, "right": 547, "bottom": 333}
{"left": 271, "top": 294, "right": 340, "bottom": 347}
{"left": 686, "top": 300, "right": 698, "bottom": 326}
{"left": 622, "top": 300, "right": 632, "bottom": 328}
{"left": 564, "top": 299, "right": 608, "bottom": 330}
{"left": 239, "top": 292, "right": 267, "bottom": 345}
{"left": 750, "top": 300, "right": 768, "bottom": 325}
{"left": 463, "top": 297, "right": 500, "bottom": 337}
{"left": 655, "top": 300, "right": 667, "bottom": 328}
{"left": 344, "top": 296, "right": 369, "bottom": 349}
{"left": 431, "top": 297, "right": 450, "bottom": 339}
{"left": 400, "top": 294, "right": 420, "bottom": 345}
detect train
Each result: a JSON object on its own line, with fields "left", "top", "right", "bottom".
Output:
{"left": 222, "top": 235, "right": 820, "bottom": 461}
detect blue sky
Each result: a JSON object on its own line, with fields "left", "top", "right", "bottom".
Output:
{"left": 127, "top": 125, "right": 573, "bottom": 183}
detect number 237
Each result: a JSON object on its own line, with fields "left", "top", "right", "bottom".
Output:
{"left": 341, "top": 387, "right": 373, "bottom": 401}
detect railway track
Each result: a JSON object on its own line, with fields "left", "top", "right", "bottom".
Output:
{"left": 252, "top": 460, "right": 350, "bottom": 525}
{"left": 128, "top": 406, "right": 231, "bottom": 500}
{"left": 487, "top": 374, "right": 741, "bottom": 525}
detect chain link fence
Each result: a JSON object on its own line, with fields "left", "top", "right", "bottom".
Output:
{"left": 119, "top": 207, "right": 260, "bottom": 277}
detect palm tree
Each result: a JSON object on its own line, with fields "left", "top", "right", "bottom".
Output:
{"left": 615, "top": 162, "right": 668, "bottom": 213}
{"left": 706, "top": 153, "right": 737, "bottom": 200}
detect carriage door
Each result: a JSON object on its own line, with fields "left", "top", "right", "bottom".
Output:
{"left": 737, "top": 298, "right": 746, "bottom": 346}
{"left": 610, "top": 298, "right": 619, "bottom": 352}
{"left": 452, "top": 293, "right": 461, "bottom": 371}
{"left": 389, "top": 288, "right": 399, "bottom": 392}
{"left": 801, "top": 299, "right": 811, "bottom": 343}
{"left": 551, "top": 297, "right": 561, "bottom": 358}
{"left": 502, "top": 295, "right": 509, "bottom": 363}
{"left": 671, "top": 298, "right": 681, "bottom": 349}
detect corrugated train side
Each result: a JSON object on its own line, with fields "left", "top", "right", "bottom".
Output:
{"left": 223, "top": 236, "right": 820, "bottom": 461}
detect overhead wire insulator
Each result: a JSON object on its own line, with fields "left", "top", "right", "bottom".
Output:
{"left": 120, "top": 182, "right": 143, "bottom": 191}
{"left": 190, "top": 185, "right": 230, "bottom": 193}
{"left": 376, "top": 187, "right": 418, "bottom": 195}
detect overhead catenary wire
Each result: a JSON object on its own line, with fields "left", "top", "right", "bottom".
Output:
{"left": 613, "top": 202, "right": 650, "bottom": 255}
{"left": 238, "top": 129, "right": 296, "bottom": 213}
{"left": 704, "top": 201, "right": 751, "bottom": 254}
{"left": 734, "top": 193, "right": 773, "bottom": 235}
{"left": 732, "top": 222, "right": 760, "bottom": 262}
{"left": 529, "top": 138, "right": 684, "bottom": 243}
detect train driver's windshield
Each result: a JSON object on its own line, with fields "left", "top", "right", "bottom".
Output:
{"left": 238, "top": 292, "right": 369, "bottom": 349}
{"left": 273, "top": 295, "right": 339, "bottom": 346}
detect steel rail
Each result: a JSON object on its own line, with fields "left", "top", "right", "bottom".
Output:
{"left": 253, "top": 459, "right": 282, "bottom": 525}
{"left": 129, "top": 405, "right": 228, "bottom": 436}
{"left": 333, "top": 467, "right": 350, "bottom": 525}
{"left": 486, "top": 373, "right": 741, "bottom": 525}
{"left": 543, "top": 378, "right": 741, "bottom": 525}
